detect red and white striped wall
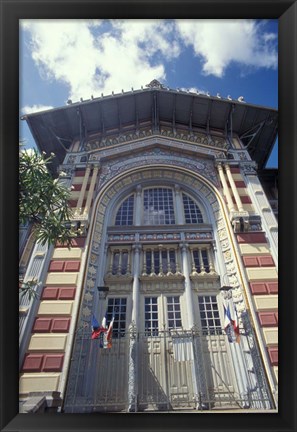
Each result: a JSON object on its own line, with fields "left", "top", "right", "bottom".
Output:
{"left": 237, "top": 232, "right": 278, "bottom": 383}
{"left": 19, "top": 234, "right": 86, "bottom": 396}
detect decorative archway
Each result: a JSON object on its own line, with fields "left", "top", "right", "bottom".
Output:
{"left": 63, "top": 164, "right": 271, "bottom": 412}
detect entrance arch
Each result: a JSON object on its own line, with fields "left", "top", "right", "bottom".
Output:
{"left": 63, "top": 164, "right": 270, "bottom": 412}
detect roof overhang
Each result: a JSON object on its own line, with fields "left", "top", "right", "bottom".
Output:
{"left": 22, "top": 87, "right": 278, "bottom": 174}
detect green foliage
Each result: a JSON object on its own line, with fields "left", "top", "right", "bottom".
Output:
{"left": 19, "top": 279, "right": 40, "bottom": 301}
{"left": 19, "top": 146, "right": 76, "bottom": 247}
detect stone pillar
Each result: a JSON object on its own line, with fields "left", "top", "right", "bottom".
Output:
{"left": 131, "top": 244, "right": 141, "bottom": 329}
{"left": 174, "top": 184, "right": 184, "bottom": 224}
{"left": 192, "top": 329, "right": 209, "bottom": 410}
{"left": 206, "top": 245, "right": 215, "bottom": 273}
{"left": 180, "top": 243, "right": 194, "bottom": 328}
{"left": 217, "top": 163, "right": 235, "bottom": 213}
{"left": 225, "top": 164, "right": 244, "bottom": 212}
{"left": 75, "top": 165, "right": 91, "bottom": 215}
{"left": 128, "top": 243, "right": 141, "bottom": 412}
{"left": 179, "top": 243, "right": 208, "bottom": 409}
{"left": 135, "top": 185, "right": 142, "bottom": 226}
{"left": 83, "top": 165, "right": 99, "bottom": 216}
{"left": 198, "top": 247, "right": 206, "bottom": 274}
{"left": 128, "top": 321, "right": 138, "bottom": 412}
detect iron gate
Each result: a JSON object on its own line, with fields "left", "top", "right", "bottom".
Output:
{"left": 63, "top": 327, "right": 274, "bottom": 412}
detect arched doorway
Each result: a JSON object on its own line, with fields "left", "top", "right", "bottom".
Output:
{"left": 63, "top": 165, "right": 272, "bottom": 412}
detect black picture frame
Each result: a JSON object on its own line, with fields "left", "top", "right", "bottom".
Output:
{"left": 1, "top": 1, "right": 296, "bottom": 431}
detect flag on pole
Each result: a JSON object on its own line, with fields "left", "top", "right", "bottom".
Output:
{"left": 91, "top": 314, "right": 107, "bottom": 340}
{"left": 103, "top": 316, "right": 115, "bottom": 349}
{"left": 91, "top": 312, "right": 115, "bottom": 348}
{"left": 222, "top": 295, "right": 240, "bottom": 343}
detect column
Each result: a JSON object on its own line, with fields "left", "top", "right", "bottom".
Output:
{"left": 225, "top": 164, "right": 244, "bottom": 212}
{"left": 108, "top": 249, "right": 114, "bottom": 275}
{"left": 174, "top": 184, "right": 184, "bottom": 224}
{"left": 75, "top": 165, "right": 91, "bottom": 215}
{"left": 83, "top": 165, "right": 99, "bottom": 216}
{"left": 217, "top": 163, "right": 235, "bottom": 213}
{"left": 135, "top": 185, "right": 142, "bottom": 226}
{"left": 131, "top": 244, "right": 141, "bottom": 329}
{"left": 180, "top": 243, "right": 208, "bottom": 409}
{"left": 198, "top": 248, "right": 205, "bottom": 274}
{"left": 142, "top": 248, "right": 147, "bottom": 276}
{"left": 159, "top": 246, "right": 163, "bottom": 275}
{"left": 126, "top": 249, "right": 131, "bottom": 275}
{"left": 189, "top": 247, "right": 198, "bottom": 275}
{"left": 151, "top": 250, "right": 155, "bottom": 275}
{"left": 180, "top": 243, "right": 195, "bottom": 328}
{"left": 128, "top": 243, "right": 141, "bottom": 412}
{"left": 117, "top": 249, "right": 123, "bottom": 275}
{"left": 206, "top": 245, "right": 215, "bottom": 273}
{"left": 167, "top": 249, "right": 172, "bottom": 275}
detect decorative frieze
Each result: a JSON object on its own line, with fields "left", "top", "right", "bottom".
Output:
{"left": 98, "top": 146, "right": 219, "bottom": 188}
{"left": 108, "top": 233, "right": 136, "bottom": 243}
{"left": 140, "top": 279, "right": 184, "bottom": 293}
{"left": 85, "top": 129, "right": 228, "bottom": 154}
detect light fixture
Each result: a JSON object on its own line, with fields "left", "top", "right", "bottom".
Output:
{"left": 97, "top": 286, "right": 109, "bottom": 299}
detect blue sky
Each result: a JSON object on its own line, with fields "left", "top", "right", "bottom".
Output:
{"left": 20, "top": 19, "right": 278, "bottom": 167}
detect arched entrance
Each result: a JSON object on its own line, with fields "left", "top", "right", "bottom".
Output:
{"left": 63, "top": 165, "right": 272, "bottom": 412}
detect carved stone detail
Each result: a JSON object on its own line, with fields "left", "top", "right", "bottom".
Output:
{"left": 85, "top": 130, "right": 228, "bottom": 155}
{"left": 128, "top": 322, "right": 138, "bottom": 411}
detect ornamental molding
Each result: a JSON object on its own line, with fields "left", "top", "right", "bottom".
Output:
{"left": 85, "top": 129, "right": 228, "bottom": 154}
{"left": 240, "top": 162, "right": 258, "bottom": 175}
{"left": 190, "top": 272, "right": 219, "bottom": 281}
{"left": 140, "top": 279, "right": 185, "bottom": 293}
{"left": 97, "top": 146, "right": 219, "bottom": 188}
{"left": 191, "top": 279, "right": 221, "bottom": 292}
{"left": 145, "top": 79, "right": 166, "bottom": 89}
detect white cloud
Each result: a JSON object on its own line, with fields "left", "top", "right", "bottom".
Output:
{"left": 21, "top": 19, "right": 181, "bottom": 101}
{"left": 175, "top": 19, "right": 277, "bottom": 77}
{"left": 21, "top": 19, "right": 277, "bottom": 102}
{"left": 21, "top": 104, "right": 54, "bottom": 114}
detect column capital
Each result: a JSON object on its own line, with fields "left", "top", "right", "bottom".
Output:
{"left": 174, "top": 184, "right": 181, "bottom": 194}
{"left": 136, "top": 185, "right": 142, "bottom": 195}
{"left": 132, "top": 243, "right": 142, "bottom": 253}
{"left": 179, "top": 242, "right": 189, "bottom": 253}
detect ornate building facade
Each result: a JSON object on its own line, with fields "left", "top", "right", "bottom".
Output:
{"left": 19, "top": 81, "right": 278, "bottom": 413}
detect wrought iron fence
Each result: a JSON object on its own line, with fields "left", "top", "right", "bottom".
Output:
{"left": 63, "top": 325, "right": 274, "bottom": 413}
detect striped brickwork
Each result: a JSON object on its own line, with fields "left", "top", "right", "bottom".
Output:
{"left": 220, "top": 166, "right": 255, "bottom": 213}
{"left": 19, "top": 237, "right": 86, "bottom": 395}
{"left": 68, "top": 167, "right": 97, "bottom": 210}
{"left": 237, "top": 232, "right": 278, "bottom": 383}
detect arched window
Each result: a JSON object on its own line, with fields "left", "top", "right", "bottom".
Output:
{"left": 143, "top": 188, "right": 175, "bottom": 225}
{"left": 182, "top": 193, "right": 203, "bottom": 224}
{"left": 115, "top": 195, "right": 134, "bottom": 226}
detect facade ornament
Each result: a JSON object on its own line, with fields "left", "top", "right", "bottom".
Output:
{"left": 237, "top": 151, "right": 249, "bottom": 161}
{"left": 231, "top": 215, "right": 250, "bottom": 233}
{"left": 58, "top": 165, "right": 74, "bottom": 177}
{"left": 145, "top": 79, "right": 165, "bottom": 89}
{"left": 135, "top": 184, "right": 142, "bottom": 196}
{"left": 128, "top": 320, "right": 138, "bottom": 412}
{"left": 241, "top": 162, "right": 258, "bottom": 175}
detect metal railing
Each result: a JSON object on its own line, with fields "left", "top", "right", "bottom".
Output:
{"left": 63, "top": 326, "right": 274, "bottom": 413}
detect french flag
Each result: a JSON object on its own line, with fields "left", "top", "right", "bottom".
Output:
{"left": 223, "top": 298, "right": 240, "bottom": 343}
{"left": 103, "top": 316, "right": 115, "bottom": 349}
{"left": 91, "top": 314, "right": 107, "bottom": 340}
